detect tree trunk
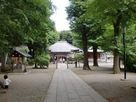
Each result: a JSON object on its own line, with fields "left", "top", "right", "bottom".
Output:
{"left": 1, "top": 54, "right": 6, "bottom": 72}
{"left": 82, "top": 32, "right": 91, "bottom": 70}
{"left": 35, "top": 62, "right": 38, "bottom": 68}
{"left": 113, "top": 21, "right": 120, "bottom": 74}
{"left": 113, "top": 49, "right": 120, "bottom": 73}
{"left": 93, "top": 45, "right": 98, "bottom": 66}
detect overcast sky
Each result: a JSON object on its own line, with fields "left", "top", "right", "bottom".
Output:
{"left": 50, "top": 0, "right": 70, "bottom": 31}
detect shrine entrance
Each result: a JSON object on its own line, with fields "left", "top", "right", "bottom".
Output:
{"left": 48, "top": 41, "right": 80, "bottom": 69}
{"left": 55, "top": 54, "right": 69, "bottom": 69}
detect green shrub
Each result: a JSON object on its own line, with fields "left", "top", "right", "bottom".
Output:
{"left": 35, "top": 54, "right": 50, "bottom": 68}
{"left": 74, "top": 55, "right": 84, "bottom": 61}
{"left": 124, "top": 43, "right": 136, "bottom": 72}
{"left": 126, "top": 53, "right": 136, "bottom": 72}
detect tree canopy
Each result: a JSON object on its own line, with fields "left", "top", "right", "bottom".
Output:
{"left": 59, "top": 30, "right": 73, "bottom": 44}
{"left": 66, "top": 0, "right": 136, "bottom": 73}
{"left": 0, "top": 0, "right": 54, "bottom": 54}
{"left": 0, "top": 0, "right": 55, "bottom": 71}
{"left": 86, "top": 0, "right": 136, "bottom": 73}
{"left": 66, "top": 0, "right": 105, "bottom": 69}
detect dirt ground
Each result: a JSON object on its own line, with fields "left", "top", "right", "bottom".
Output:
{"left": 69, "top": 62, "right": 136, "bottom": 102}
{"left": 0, "top": 62, "right": 136, "bottom": 102}
{"left": 0, "top": 65, "right": 55, "bottom": 102}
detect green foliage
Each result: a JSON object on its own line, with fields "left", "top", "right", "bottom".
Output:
{"left": 0, "top": 0, "right": 55, "bottom": 56}
{"left": 72, "top": 32, "right": 83, "bottom": 48}
{"left": 67, "top": 1, "right": 104, "bottom": 48}
{"left": 25, "top": 0, "right": 55, "bottom": 56}
{"left": 86, "top": 0, "right": 136, "bottom": 73}
{"left": 59, "top": 31, "right": 73, "bottom": 44}
{"left": 0, "top": 1, "right": 26, "bottom": 54}
{"left": 97, "top": 25, "right": 114, "bottom": 52}
{"left": 35, "top": 54, "right": 50, "bottom": 68}
{"left": 67, "top": 0, "right": 105, "bottom": 69}
{"left": 86, "top": 0, "right": 131, "bottom": 26}
{"left": 74, "top": 55, "right": 84, "bottom": 61}
{"left": 0, "top": 0, "right": 55, "bottom": 72}
{"left": 47, "top": 31, "right": 59, "bottom": 45}
{"left": 125, "top": 23, "right": 136, "bottom": 72}
{"left": 126, "top": 53, "right": 136, "bottom": 72}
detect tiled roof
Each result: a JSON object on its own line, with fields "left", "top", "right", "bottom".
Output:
{"left": 12, "top": 49, "right": 31, "bottom": 57}
{"left": 48, "top": 41, "right": 80, "bottom": 53}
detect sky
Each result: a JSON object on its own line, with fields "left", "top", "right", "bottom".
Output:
{"left": 50, "top": 0, "right": 70, "bottom": 31}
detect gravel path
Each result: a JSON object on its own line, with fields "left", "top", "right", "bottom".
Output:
{"left": 0, "top": 65, "right": 55, "bottom": 102}
{"left": 69, "top": 62, "right": 136, "bottom": 102}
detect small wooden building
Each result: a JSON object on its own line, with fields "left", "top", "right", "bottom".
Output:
{"left": 11, "top": 49, "right": 31, "bottom": 72}
{"left": 48, "top": 41, "right": 80, "bottom": 68}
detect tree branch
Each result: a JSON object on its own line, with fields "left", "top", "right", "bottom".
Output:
{"left": 125, "top": 4, "right": 136, "bottom": 13}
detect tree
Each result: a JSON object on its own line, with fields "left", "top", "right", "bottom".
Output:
{"left": 67, "top": 0, "right": 105, "bottom": 68}
{"left": 123, "top": 22, "right": 136, "bottom": 72}
{"left": 59, "top": 30, "right": 73, "bottom": 44}
{"left": 86, "top": 0, "right": 132, "bottom": 73}
{"left": 0, "top": 0, "right": 29, "bottom": 71}
{"left": 124, "top": 0, "right": 136, "bottom": 14}
{"left": 87, "top": 19, "right": 105, "bottom": 66}
{"left": 23, "top": 0, "right": 55, "bottom": 56}
{"left": 67, "top": 1, "right": 91, "bottom": 70}
{"left": 0, "top": 0, "right": 55, "bottom": 72}
{"left": 97, "top": 25, "right": 115, "bottom": 52}
{"left": 47, "top": 31, "right": 59, "bottom": 45}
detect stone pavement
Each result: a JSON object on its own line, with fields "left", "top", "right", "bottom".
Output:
{"left": 44, "top": 63, "right": 108, "bottom": 102}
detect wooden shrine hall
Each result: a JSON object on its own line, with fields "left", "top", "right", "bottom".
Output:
{"left": 48, "top": 41, "right": 80, "bottom": 69}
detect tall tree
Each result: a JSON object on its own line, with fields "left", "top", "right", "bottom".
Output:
{"left": 0, "top": 0, "right": 29, "bottom": 71}
{"left": 86, "top": 0, "right": 132, "bottom": 73}
{"left": 67, "top": 1, "right": 91, "bottom": 70}
{"left": 87, "top": 19, "right": 105, "bottom": 66}
{"left": 67, "top": 0, "right": 105, "bottom": 68}
{"left": 0, "top": 0, "right": 55, "bottom": 71}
